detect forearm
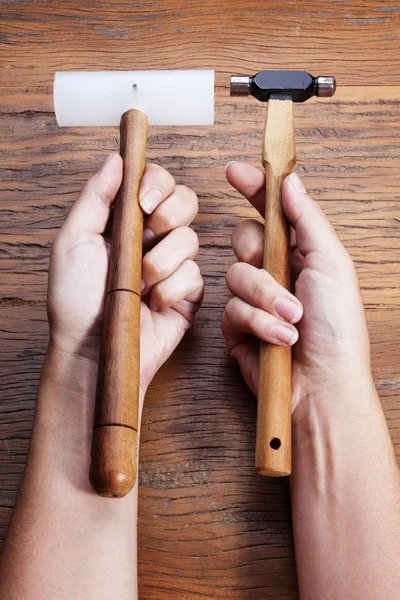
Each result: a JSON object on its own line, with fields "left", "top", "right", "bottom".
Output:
{"left": 0, "top": 345, "right": 139, "bottom": 600}
{"left": 291, "top": 379, "right": 400, "bottom": 600}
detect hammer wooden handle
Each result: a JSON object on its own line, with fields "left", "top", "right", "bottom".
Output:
{"left": 256, "top": 98, "right": 296, "bottom": 477}
{"left": 90, "top": 109, "right": 148, "bottom": 497}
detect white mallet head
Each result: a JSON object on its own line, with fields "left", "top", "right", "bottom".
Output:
{"left": 54, "top": 70, "right": 215, "bottom": 127}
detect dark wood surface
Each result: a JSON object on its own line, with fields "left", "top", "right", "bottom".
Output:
{"left": 1, "top": 1, "right": 400, "bottom": 598}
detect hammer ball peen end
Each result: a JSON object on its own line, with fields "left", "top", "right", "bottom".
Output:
{"left": 230, "top": 71, "right": 336, "bottom": 102}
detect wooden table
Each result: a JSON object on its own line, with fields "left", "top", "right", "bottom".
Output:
{"left": 1, "top": 1, "right": 399, "bottom": 598}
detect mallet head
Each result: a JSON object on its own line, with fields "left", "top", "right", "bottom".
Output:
{"left": 54, "top": 70, "right": 215, "bottom": 127}
{"left": 230, "top": 70, "right": 336, "bottom": 102}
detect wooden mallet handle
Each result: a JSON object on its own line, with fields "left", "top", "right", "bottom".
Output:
{"left": 256, "top": 97, "right": 296, "bottom": 477}
{"left": 90, "top": 109, "right": 148, "bottom": 497}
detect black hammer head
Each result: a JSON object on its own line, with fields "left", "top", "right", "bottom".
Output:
{"left": 230, "top": 71, "right": 336, "bottom": 102}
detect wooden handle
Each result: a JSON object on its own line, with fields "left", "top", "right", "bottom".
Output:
{"left": 255, "top": 98, "right": 296, "bottom": 477}
{"left": 90, "top": 109, "right": 148, "bottom": 497}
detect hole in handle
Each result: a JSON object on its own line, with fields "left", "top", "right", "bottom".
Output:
{"left": 270, "top": 437, "right": 281, "bottom": 450}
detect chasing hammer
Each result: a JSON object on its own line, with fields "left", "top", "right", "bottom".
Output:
{"left": 230, "top": 71, "right": 336, "bottom": 477}
{"left": 54, "top": 70, "right": 214, "bottom": 497}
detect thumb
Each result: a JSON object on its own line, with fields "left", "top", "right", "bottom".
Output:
{"left": 63, "top": 153, "right": 123, "bottom": 236}
{"left": 282, "top": 173, "right": 346, "bottom": 258}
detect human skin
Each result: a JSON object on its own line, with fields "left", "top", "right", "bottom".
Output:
{"left": 223, "top": 162, "right": 400, "bottom": 599}
{"left": 0, "top": 153, "right": 204, "bottom": 600}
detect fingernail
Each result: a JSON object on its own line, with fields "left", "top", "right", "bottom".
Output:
{"left": 274, "top": 297, "right": 303, "bottom": 324}
{"left": 271, "top": 324, "right": 298, "bottom": 346}
{"left": 143, "top": 228, "right": 156, "bottom": 245}
{"left": 99, "top": 153, "right": 114, "bottom": 172}
{"left": 149, "top": 301, "right": 159, "bottom": 312}
{"left": 289, "top": 172, "right": 306, "bottom": 193}
{"left": 225, "top": 160, "right": 237, "bottom": 173}
{"left": 140, "top": 188, "right": 164, "bottom": 214}
{"left": 141, "top": 280, "right": 146, "bottom": 292}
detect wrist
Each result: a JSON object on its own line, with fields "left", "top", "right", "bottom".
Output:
{"left": 34, "top": 345, "right": 145, "bottom": 497}
{"left": 49, "top": 327, "right": 101, "bottom": 363}
{"left": 291, "top": 375, "right": 390, "bottom": 483}
{"left": 292, "top": 370, "right": 378, "bottom": 435}
{"left": 34, "top": 344, "right": 99, "bottom": 455}
{"left": 43, "top": 340, "right": 99, "bottom": 396}
{"left": 292, "top": 374, "right": 381, "bottom": 464}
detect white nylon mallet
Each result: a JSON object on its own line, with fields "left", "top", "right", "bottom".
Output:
{"left": 54, "top": 70, "right": 214, "bottom": 498}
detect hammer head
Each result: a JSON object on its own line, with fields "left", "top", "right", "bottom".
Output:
{"left": 230, "top": 70, "right": 336, "bottom": 102}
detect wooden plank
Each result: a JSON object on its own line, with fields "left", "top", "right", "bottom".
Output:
{"left": 1, "top": 1, "right": 400, "bottom": 597}
{"left": 1, "top": 88, "right": 400, "bottom": 309}
{"left": 1, "top": 0, "right": 400, "bottom": 86}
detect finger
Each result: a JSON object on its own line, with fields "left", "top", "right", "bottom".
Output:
{"left": 221, "top": 302, "right": 260, "bottom": 396}
{"left": 63, "top": 153, "right": 123, "bottom": 236}
{"left": 232, "top": 219, "right": 304, "bottom": 286}
{"left": 225, "top": 336, "right": 259, "bottom": 397}
{"left": 226, "top": 262, "right": 303, "bottom": 324}
{"left": 148, "top": 259, "right": 203, "bottom": 312}
{"left": 143, "top": 185, "right": 198, "bottom": 247}
{"left": 232, "top": 338, "right": 260, "bottom": 397}
{"left": 139, "top": 163, "right": 176, "bottom": 215}
{"left": 232, "top": 219, "right": 264, "bottom": 267}
{"left": 282, "top": 173, "right": 347, "bottom": 258}
{"left": 223, "top": 296, "right": 298, "bottom": 346}
{"left": 291, "top": 247, "right": 304, "bottom": 286}
{"left": 142, "top": 226, "right": 199, "bottom": 291}
{"left": 290, "top": 227, "right": 299, "bottom": 252}
{"left": 226, "top": 161, "right": 265, "bottom": 217}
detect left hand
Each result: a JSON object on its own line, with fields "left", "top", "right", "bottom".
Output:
{"left": 48, "top": 153, "right": 203, "bottom": 395}
{"left": 222, "top": 162, "right": 372, "bottom": 428}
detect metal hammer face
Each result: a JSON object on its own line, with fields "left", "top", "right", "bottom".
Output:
{"left": 230, "top": 70, "right": 336, "bottom": 102}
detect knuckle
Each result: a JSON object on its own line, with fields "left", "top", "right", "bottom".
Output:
{"left": 146, "top": 162, "right": 175, "bottom": 184}
{"left": 251, "top": 276, "right": 267, "bottom": 305}
{"left": 226, "top": 261, "right": 242, "bottom": 283}
{"left": 142, "top": 163, "right": 175, "bottom": 196}
{"left": 152, "top": 284, "right": 168, "bottom": 307}
{"left": 247, "top": 308, "right": 263, "bottom": 335}
{"left": 157, "top": 204, "right": 179, "bottom": 230}
{"left": 177, "top": 185, "right": 198, "bottom": 209}
{"left": 232, "top": 220, "right": 263, "bottom": 261}
{"left": 224, "top": 297, "right": 237, "bottom": 321}
{"left": 232, "top": 218, "right": 252, "bottom": 240}
{"left": 241, "top": 242, "right": 261, "bottom": 266}
{"left": 142, "top": 251, "right": 162, "bottom": 279}
{"left": 184, "top": 259, "right": 201, "bottom": 280}
{"left": 181, "top": 226, "right": 199, "bottom": 252}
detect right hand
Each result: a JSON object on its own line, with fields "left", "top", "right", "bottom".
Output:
{"left": 222, "top": 162, "right": 373, "bottom": 427}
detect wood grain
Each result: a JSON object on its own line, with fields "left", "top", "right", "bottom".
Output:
{"left": 1, "top": 1, "right": 400, "bottom": 598}
{"left": 257, "top": 99, "right": 295, "bottom": 477}
{"left": 91, "top": 109, "right": 148, "bottom": 497}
